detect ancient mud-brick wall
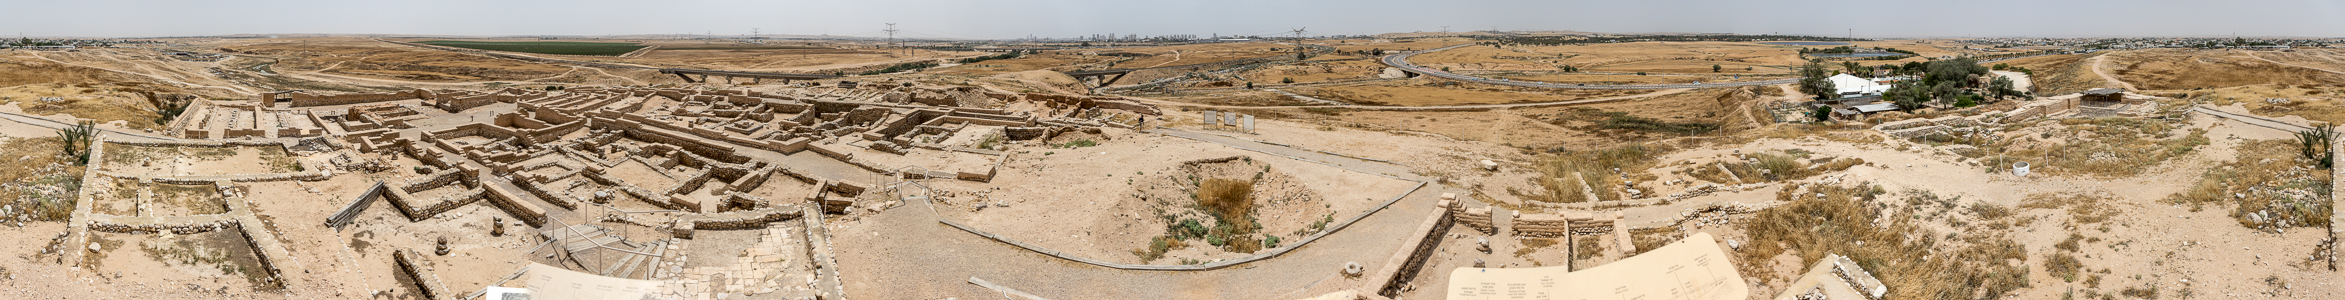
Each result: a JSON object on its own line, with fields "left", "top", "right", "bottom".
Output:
{"left": 223, "top": 128, "right": 268, "bottom": 138}
{"left": 837, "top": 107, "right": 891, "bottom": 127}
{"left": 434, "top": 92, "right": 499, "bottom": 112}
{"left": 1091, "top": 98, "right": 1163, "bottom": 116}
{"left": 525, "top": 102, "right": 589, "bottom": 125}
{"left": 1376, "top": 199, "right": 1459, "bottom": 297}
{"left": 107, "top": 139, "right": 289, "bottom": 149}
{"left": 86, "top": 218, "right": 233, "bottom": 234}
{"left": 1002, "top": 126, "right": 1060, "bottom": 141}
{"left": 1511, "top": 213, "right": 1577, "bottom": 237}
{"left": 651, "top": 90, "right": 689, "bottom": 101}
{"left": 477, "top": 177, "right": 549, "bottom": 227}
{"left": 929, "top": 116, "right": 1030, "bottom": 127}
{"left": 502, "top": 112, "right": 551, "bottom": 129}
{"left": 402, "top": 169, "right": 470, "bottom": 193}
{"left": 808, "top": 100, "right": 863, "bottom": 115}
{"left": 727, "top": 164, "right": 782, "bottom": 194}
{"left": 786, "top": 111, "right": 822, "bottom": 125}
{"left": 399, "top": 188, "right": 485, "bottom": 222}
{"left": 941, "top": 109, "right": 1035, "bottom": 126}
{"left": 664, "top": 169, "right": 716, "bottom": 196}
{"left": 765, "top": 100, "right": 811, "bottom": 114}
{"left": 526, "top": 120, "right": 588, "bottom": 144}
{"left": 684, "top": 207, "right": 802, "bottom": 231}
{"left": 1455, "top": 206, "right": 1495, "bottom": 234}
{"left": 166, "top": 99, "right": 217, "bottom": 137}
{"left": 512, "top": 178, "right": 573, "bottom": 208}
{"left": 1023, "top": 93, "right": 1094, "bottom": 109}
{"left": 600, "top": 117, "right": 750, "bottom": 164}
{"left": 286, "top": 90, "right": 428, "bottom": 107}
{"left": 392, "top": 248, "right": 452, "bottom": 300}
{"left": 579, "top": 169, "right": 678, "bottom": 210}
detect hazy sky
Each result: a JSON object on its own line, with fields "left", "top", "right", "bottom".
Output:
{"left": 11, "top": 0, "right": 2345, "bottom": 38}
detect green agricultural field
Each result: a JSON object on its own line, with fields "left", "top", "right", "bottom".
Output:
{"left": 413, "top": 40, "right": 648, "bottom": 56}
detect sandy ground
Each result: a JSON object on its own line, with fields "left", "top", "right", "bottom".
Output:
{"left": 927, "top": 129, "right": 1417, "bottom": 264}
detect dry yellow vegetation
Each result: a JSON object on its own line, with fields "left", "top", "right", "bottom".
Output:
{"left": 2106, "top": 48, "right": 2345, "bottom": 90}
{"left": 1293, "top": 82, "right": 1642, "bottom": 106}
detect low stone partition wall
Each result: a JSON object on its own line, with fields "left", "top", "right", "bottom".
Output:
{"left": 1455, "top": 206, "right": 1495, "bottom": 234}
{"left": 478, "top": 177, "right": 549, "bottom": 227}
{"left": 393, "top": 248, "right": 454, "bottom": 300}
{"left": 325, "top": 181, "right": 388, "bottom": 230}
{"left": 143, "top": 170, "right": 334, "bottom": 184}
{"left": 1368, "top": 198, "right": 1458, "bottom": 297}
{"left": 402, "top": 169, "right": 470, "bottom": 193}
{"left": 385, "top": 187, "right": 485, "bottom": 222}
{"left": 672, "top": 205, "right": 805, "bottom": 238}
{"left": 83, "top": 214, "right": 237, "bottom": 234}
{"left": 508, "top": 177, "right": 576, "bottom": 210}
{"left": 1510, "top": 211, "right": 1620, "bottom": 238}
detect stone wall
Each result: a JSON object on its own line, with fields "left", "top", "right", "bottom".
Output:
{"left": 393, "top": 248, "right": 453, "bottom": 300}
{"left": 1455, "top": 206, "right": 1495, "bottom": 234}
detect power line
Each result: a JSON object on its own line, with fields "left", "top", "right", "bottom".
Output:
{"left": 883, "top": 23, "right": 903, "bottom": 56}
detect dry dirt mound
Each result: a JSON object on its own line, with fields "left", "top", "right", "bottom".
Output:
{"left": 1121, "top": 156, "right": 1334, "bottom": 264}
{"left": 2108, "top": 49, "right": 2345, "bottom": 91}
{"left": 989, "top": 70, "right": 1085, "bottom": 93}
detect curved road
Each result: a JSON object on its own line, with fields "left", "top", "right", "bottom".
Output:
{"left": 1380, "top": 44, "right": 1799, "bottom": 89}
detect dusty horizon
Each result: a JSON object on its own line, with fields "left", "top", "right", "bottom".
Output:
{"left": 6, "top": 0, "right": 2344, "bottom": 39}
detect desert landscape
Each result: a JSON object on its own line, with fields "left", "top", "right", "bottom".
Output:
{"left": 1, "top": 2, "right": 2344, "bottom": 300}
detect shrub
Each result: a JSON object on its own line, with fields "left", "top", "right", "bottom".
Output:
{"left": 2044, "top": 253, "right": 2082, "bottom": 282}
{"left": 2297, "top": 124, "right": 2335, "bottom": 169}
{"left": 956, "top": 51, "right": 1024, "bottom": 64}
{"left": 860, "top": 61, "right": 939, "bottom": 75}
{"left": 56, "top": 120, "right": 94, "bottom": 165}
{"left": 1197, "top": 178, "right": 1254, "bottom": 224}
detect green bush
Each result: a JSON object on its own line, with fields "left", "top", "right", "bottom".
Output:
{"left": 861, "top": 61, "right": 939, "bottom": 75}
{"left": 956, "top": 51, "right": 1024, "bottom": 64}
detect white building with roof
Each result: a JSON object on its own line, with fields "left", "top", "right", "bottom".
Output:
{"left": 1828, "top": 74, "right": 1891, "bottom": 98}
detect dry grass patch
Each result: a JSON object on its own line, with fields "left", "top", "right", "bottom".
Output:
{"left": 1514, "top": 238, "right": 1557, "bottom": 259}
{"left": 2165, "top": 139, "right": 2331, "bottom": 231}
{"left": 2020, "top": 193, "right": 2119, "bottom": 225}
{"left": 1517, "top": 144, "right": 1661, "bottom": 203}
{"left": 0, "top": 137, "right": 82, "bottom": 221}
{"left": 2107, "top": 49, "right": 2345, "bottom": 90}
{"left": 1740, "top": 184, "right": 2032, "bottom": 300}
{"left": 1993, "top": 118, "right": 2207, "bottom": 178}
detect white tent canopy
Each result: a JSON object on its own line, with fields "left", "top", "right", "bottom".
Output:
{"left": 1828, "top": 74, "right": 1891, "bottom": 97}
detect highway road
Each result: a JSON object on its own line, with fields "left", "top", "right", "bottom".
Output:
{"left": 1380, "top": 44, "right": 1798, "bottom": 89}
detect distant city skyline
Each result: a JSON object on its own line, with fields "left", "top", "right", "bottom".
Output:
{"left": 8, "top": 0, "right": 2345, "bottom": 39}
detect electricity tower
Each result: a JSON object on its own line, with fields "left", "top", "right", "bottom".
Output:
{"left": 1290, "top": 27, "right": 1309, "bottom": 59}
{"left": 884, "top": 23, "right": 904, "bottom": 56}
